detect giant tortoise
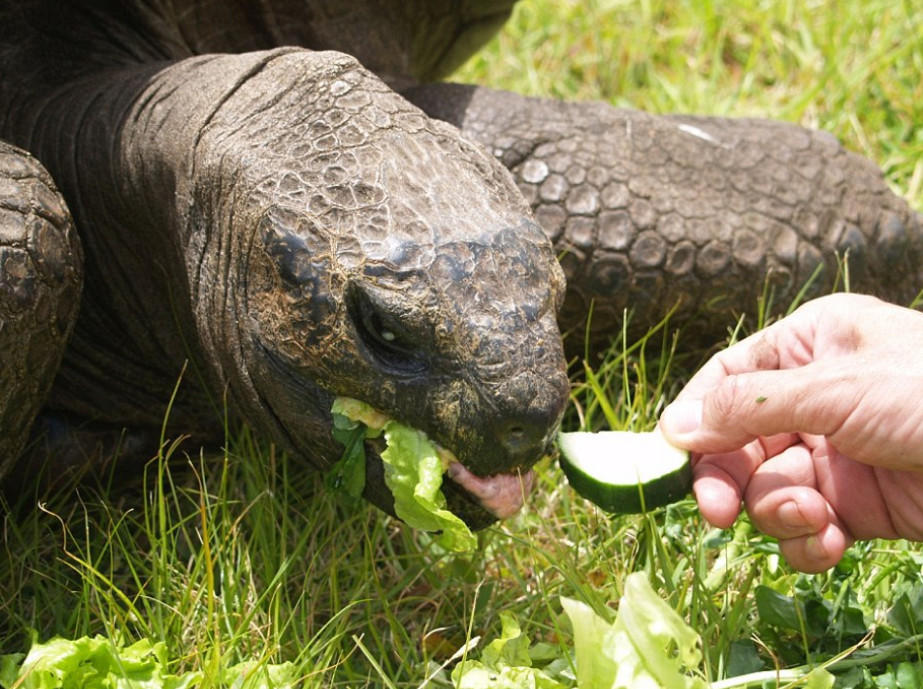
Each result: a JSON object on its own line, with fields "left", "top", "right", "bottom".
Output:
{"left": 1, "top": 0, "right": 921, "bottom": 527}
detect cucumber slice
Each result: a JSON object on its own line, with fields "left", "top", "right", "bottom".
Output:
{"left": 557, "top": 429, "right": 692, "bottom": 514}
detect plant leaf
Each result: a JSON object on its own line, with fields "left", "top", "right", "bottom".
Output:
{"left": 451, "top": 612, "right": 568, "bottom": 689}
{"left": 481, "top": 612, "right": 533, "bottom": 668}
{"left": 453, "top": 661, "right": 568, "bottom": 689}
{"left": 0, "top": 636, "right": 296, "bottom": 689}
{"left": 560, "top": 597, "right": 621, "bottom": 689}
{"left": 803, "top": 667, "right": 835, "bottom": 689}
{"left": 331, "top": 397, "right": 477, "bottom": 552}
{"left": 380, "top": 420, "right": 476, "bottom": 552}
{"left": 327, "top": 423, "right": 368, "bottom": 498}
{"left": 562, "top": 573, "right": 707, "bottom": 689}
{"left": 755, "top": 585, "right": 802, "bottom": 631}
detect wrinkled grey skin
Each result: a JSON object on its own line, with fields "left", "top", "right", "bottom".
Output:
{"left": 1, "top": 1, "right": 921, "bottom": 526}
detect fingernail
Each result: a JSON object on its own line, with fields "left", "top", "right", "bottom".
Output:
{"left": 660, "top": 399, "right": 703, "bottom": 436}
{"left": 778, "top": 501, "right": 807, "bottom": 529}
{"left": 804, "top": 535, "right": 828, "bottom": 562}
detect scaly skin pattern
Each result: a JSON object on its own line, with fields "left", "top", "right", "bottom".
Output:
{"left": 0, "top": 2, "right": 568, "bottom": 526}
{"left": 1, "top": 0, "right": 921, "bottom": 525}
{"left": 406, "top": 84, "right": 923, "bottom": 348}
{"left": 0, "top": 142, "right": 81, "bottom": 474}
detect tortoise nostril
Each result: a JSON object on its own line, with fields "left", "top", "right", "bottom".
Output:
{"left": 505, "top": 426, "right": 525, "bottom": 446}
{"left": 486, "top": 372, "right": 570, "bottom": 469}
{"left": 500, "top": 422, "right": 543, "bottom": 457}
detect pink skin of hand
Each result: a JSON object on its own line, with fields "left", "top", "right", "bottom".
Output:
{"left": 658, "top": 293, "right": 923, "bottom": 573}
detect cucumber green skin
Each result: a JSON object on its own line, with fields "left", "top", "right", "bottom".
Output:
{"left": 560, "top": 455, "right": 693, "bottom": 514}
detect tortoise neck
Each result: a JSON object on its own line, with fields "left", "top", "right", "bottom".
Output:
{"left": 3, "top": 0, "right": 519, "bottom": 89}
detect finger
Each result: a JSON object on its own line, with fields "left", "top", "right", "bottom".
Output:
{"left": 661, "top": 359, "right": 860, "bottom": 454}
{"left": 669, "top": 305, "right": 820, "bottom": 405}
{"left": 807, "top": 437, "right": 901, "bottom": 541}
{"left": 692, "top": 456, "right": 743, "bottom": 529}
{"left": 748, "top": 485, "right": 833, "bottom": 541}
{"left": 743, "top": 444, "right": 831, "bottom": 538}
{"left": 691, "top": 434, "right": 800, "bottom": 528}
{"left": 668, "top": 293, "right": 886, "bottom": 413}
{"left": 779, "top": 523, "right": 851, "bottom": 574}
{"left": 870, "top": 469, "right": 923, "bottom": 541}
{"left": 659, "top": 301, "right": 821, "bottom": 447}
{"left": 741, "top": 445, "right": 852, "bottom": 572}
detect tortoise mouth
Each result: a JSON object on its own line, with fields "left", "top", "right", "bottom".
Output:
{"left": 360, "top": 436, "right": 535, "bottom": 531}
{"left": 445, "top": 461, "right": 535, "bottom": 521}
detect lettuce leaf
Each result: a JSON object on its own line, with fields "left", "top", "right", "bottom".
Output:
{"left": 327, "top": 420, "right": 368, "bottom": 499}
{"left": 0, "top": 635, "right": 296, "bottom": 689}
{"left": 331, "top": 397, "right": 476, "bottom": 553}
{"left": 452, "top": 612, "right": 569, "bottom": 689}
{"left": 379, "top": 420, "right": 477, "bottom": 552}
{"left": 454, "top": 574, "right": 710, "bottom": 689}
{"left": 453, "top": 662, "right": 569, "bottom": 689}
{"left": 481, "top": 612, "right": 534, "bottom": 668}
{"left": 561, "top": 572, "right": 707, "bottom": 689}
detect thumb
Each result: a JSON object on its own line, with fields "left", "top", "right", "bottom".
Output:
{"left": 659, "top": 365, "right": 845, "bottom": 454}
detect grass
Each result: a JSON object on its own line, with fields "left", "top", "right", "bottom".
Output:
{"left": 454, "top": 0, "right": 923, "bottom": 209}
{"left": 2, "top": 0, "right": 923, "bottom": 686}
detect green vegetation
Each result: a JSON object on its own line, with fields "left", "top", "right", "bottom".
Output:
{"left": 332, "top": 397, "right": 477, "bottom": 553}
{"left": 2, "top": 0, "right": 922, "bottom": 686}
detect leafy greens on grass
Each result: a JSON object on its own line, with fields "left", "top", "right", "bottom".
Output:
{"left": 452, "top": 573, "right": 837, "bottom": 689}
{"left": 0, "top": 635, "right": 296, "bottom": 689}
{"left": 562, "top": 573, "right": 707, "bottom": 689}
{"left": 330, "top": 397, "right": 477, "bottom": 552}
{"left": 451, "top": 573, "right": 708, "bottom": 689}
{"left": 451, "top": 612, "right": 569, "bottom": 689}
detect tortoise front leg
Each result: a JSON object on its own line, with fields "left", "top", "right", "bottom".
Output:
{"left": 407, "top": 84, "right": 923, "bottom": 349}
{"left": 0, "top": 141, "right": 82, "bottom": 479}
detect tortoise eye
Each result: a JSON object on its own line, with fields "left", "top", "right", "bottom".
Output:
{"left": 349, "top": 286, "right": 427, "bottom": 374}
{"left": 362, "top": 307, "right": 404, "bottom": 352}
{"left": 379, "top": 326, "right": 397, "bottom": 342}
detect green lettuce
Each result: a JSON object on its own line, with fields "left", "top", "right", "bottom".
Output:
{"left": 330, "top": 397, "right": 476, "bottom": 553}
{"left": 327, "top": 404, "right": 372, "bottom": 499}
{"left": 561, "top": 573, "right": 707, "bottom": 689}
{"left": 451, "top": 612, "right": 569, "bottom": 689}
{"left": 453, "top": 572, "right": 709, "bottom": 689}
{"left": 0, "top": 635, "right": 296, "bottom": 689}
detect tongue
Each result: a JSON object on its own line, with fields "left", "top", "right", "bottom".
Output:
{"left": 445, "top": 462, "right": 535, "bottom": 519}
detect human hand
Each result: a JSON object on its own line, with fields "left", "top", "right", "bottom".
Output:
{"left": 658, "top": 293, "right": 923, "bottom": 572}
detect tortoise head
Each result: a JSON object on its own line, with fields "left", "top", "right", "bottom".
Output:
{"left": 220, "top": 86, "right": 569, "bottom": 528}
{"left": 337, "top": 220, "right": 571, "bottom": 528}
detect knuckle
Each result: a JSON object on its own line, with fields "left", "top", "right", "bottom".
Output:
{"left": 706, "top": 374, "right": 749, "bottom": 424}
